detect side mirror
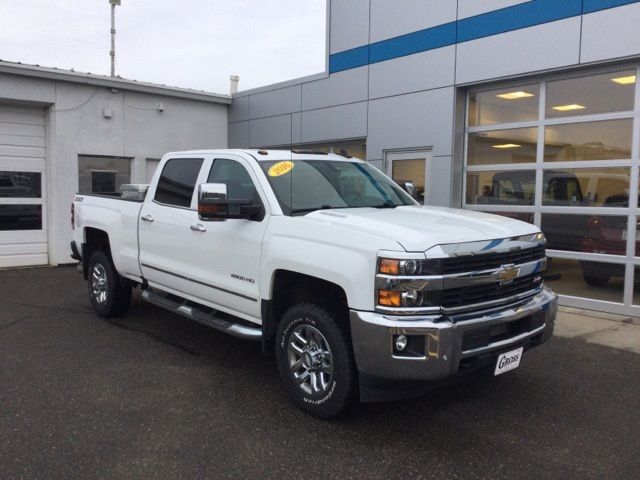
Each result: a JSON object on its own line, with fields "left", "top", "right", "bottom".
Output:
{"left": 197, "top": 183, "right": 262, "bottom": 221}
{"left": 402, "top": 181, "right": 418, "bottom": 199}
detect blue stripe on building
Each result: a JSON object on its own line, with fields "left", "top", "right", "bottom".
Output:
{"left": 329, "top": 0, "right": 640, "bottom": 74}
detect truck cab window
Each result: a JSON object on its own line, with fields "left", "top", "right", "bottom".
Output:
{"left": 154, "top": 158, "right": 204, "bottom": 208}
{"left": 208, "top": 159, "right": 257, "bottom": 201}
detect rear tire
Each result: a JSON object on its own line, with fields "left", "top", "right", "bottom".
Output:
{"left": 276, "top": 302, "right": 357, "bottom": 419}
{"left": 87, "top": 250, "right": 132, "bottom": 318}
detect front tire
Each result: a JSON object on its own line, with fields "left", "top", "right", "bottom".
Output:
{"left": 87, "top": 250, "right": 132, "bottom": 318}
{"left": 276, "top": 303, "right": 357, "bottom": 419}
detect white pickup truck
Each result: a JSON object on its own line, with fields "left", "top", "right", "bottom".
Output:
{"left": 71, "top": 149, "right": 557, "bottom": 418}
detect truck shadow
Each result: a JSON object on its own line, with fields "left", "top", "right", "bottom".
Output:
{"left": 113, "top": 290, "right": 572, "bottom": 428}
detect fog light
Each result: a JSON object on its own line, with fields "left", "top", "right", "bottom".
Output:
{"left": 395, "top": 335, "right": 408, "bottom": 352}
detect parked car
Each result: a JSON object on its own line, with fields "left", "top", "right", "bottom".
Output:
{"left": 479, "top": 170, "right": 587, "bottom": 252}
{"left": 580, "top": 194, "right": 637, "bottom": 287}
{"left": 71, "top": 150, "right": 557, "bottom": 418}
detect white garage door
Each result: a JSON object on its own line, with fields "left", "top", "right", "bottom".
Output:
{"left": 0, "top": 104, "right": 47, "bottom": 268}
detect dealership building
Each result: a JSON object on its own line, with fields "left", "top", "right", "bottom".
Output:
{"left": 3, "top": 0, "right": 640, "bottom": 316}
{"left": 229, "top": 0, "right": 640, "bottom": 316}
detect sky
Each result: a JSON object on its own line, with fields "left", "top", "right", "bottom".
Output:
{"left": 0, "top": 0, "right": 327, "bottom": 94}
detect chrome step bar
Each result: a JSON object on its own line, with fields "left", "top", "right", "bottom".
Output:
{"left": 141, "top": 290, "right": 262, "bottom": 341}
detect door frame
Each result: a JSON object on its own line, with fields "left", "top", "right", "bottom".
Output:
{"left": 384, "top": 147, "right": 433, "bottom": 205}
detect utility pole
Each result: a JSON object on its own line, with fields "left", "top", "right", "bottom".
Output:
{"left": 109, "top": 0, "right": 121, "bottom": 77}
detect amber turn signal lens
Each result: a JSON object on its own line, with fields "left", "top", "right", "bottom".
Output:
{"left": 378, "top": 258, "right": 400, "bottom": 275}
{"left": 378, "top": 289, "right": 402, "bottom": 307}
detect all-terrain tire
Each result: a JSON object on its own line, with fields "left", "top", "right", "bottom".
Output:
{"left": 87, "top": 250, "right": 132, "bottom": 318}
{"left": 276, "top": 302, "right": 357, "bottom": 419}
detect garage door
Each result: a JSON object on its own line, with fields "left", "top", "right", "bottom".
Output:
{"left": 0, "top": 104, "right": 47, "bottom": 268}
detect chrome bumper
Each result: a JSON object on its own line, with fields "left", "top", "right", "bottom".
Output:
{"left": 350, "top": 286, "right": 557, "bottom": 397}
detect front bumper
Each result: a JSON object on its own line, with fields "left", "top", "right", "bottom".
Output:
{"left": 350, "top": 286, "right": 558, "bottom": 402}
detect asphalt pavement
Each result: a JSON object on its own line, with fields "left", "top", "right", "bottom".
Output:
{"left": 0, "top": 266, "right": 639, "bottom": 479}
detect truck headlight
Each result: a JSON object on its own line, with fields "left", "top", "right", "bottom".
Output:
{"left": 378, "top": 289, "right": 441, "bottom": 308}
{"left": 377, "top": 258, "right": 442, "bottom": 276}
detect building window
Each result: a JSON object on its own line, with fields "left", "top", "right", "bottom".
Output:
{"left": 0, "top": 171, "right": 43, "bottom": 231}
{"left": 78, "top": 156, "right": 131, "bottom": 195}
{"left": 289, "top": 141, "right": 366, "bottom": 160}
{"left": 464, "top": 66, "right": 639, "bottom": 315}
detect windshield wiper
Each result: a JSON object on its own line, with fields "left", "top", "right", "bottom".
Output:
{"left": 291, "top": 205, "right": 352, "bottom": 214}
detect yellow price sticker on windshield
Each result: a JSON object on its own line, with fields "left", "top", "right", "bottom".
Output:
{"left": 268, "top": 161, "right": 294, "bottom": 177}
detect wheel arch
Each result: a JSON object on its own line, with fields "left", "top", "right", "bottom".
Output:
{"left": 262, "top": 269, "right": 351, "bottom": 351}
{"left": 82, "top": 227, "right": 111, "bottom": 279}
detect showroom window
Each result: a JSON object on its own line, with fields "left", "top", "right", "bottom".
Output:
{"left": 465, "top": 66, "right": 640, "bottom": 315}
{"left": 288, "top": 141, "right": 366, "bottom": 160}
{"left": 78, "top": 155, "right": 132, "bottom": 195}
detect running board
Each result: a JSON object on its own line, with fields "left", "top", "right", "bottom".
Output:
{"left": 141, "top": 290, "right": 262, "bottom": 341}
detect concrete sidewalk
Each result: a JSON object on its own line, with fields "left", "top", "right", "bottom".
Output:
{"left": 555, "top": 306, "right": 640, "bottom": 354}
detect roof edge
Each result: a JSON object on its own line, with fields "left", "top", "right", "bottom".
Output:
{"left": 0, "top": 60, "right": 231, "bottom": 105}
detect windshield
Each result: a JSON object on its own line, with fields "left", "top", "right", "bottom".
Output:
{"left": 259, "top": 160, "right": 417, "bottom": 215}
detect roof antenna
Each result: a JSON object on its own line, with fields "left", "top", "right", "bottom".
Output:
{"left": 108, "top": 0, "right": 122, "bottom": 77}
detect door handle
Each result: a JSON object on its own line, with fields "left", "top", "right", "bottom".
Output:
{"left": 141, "top": 214, "right": 155, "bottom": 222}
{"left": 190, "top": 223, "right": 206, "bottom": 232}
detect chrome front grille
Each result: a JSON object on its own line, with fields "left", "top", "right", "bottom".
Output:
{"left": 442, "top": 272, "right": 543, "bottom": 313}
{"left": 442, "top": 245, "right": 545, "bottom": 275}
{"left": 374, "top": 234, "right": 547, "bottom": 316}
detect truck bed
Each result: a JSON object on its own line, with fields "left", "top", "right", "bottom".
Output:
{"left": 73, "top": 193, "right": 145, "bottom": 281}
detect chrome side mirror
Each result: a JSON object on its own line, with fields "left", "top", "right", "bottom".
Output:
{"left": 197, "top": 183, "right": 260, "bottom": 221}
{"left": 200, "top": 183, "right": 227, "bottom": 201}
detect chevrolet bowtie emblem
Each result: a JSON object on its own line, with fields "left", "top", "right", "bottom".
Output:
{"left": 498, "top": 264, "right": 520, "bottom": 284}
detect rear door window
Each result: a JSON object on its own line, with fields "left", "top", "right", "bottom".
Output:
{"left": 154, "top": 158, "right": 204, "bottom": 208}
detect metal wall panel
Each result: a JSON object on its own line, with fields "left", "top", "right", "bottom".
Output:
{"left": 228, "top": 121, "right": 249, "bottom": 148}
{"left": 300, "top": 102, "right": 367, "bottom": 144}
{"left": 248, "top": 84, "right": 301, "bottom": 119}
{"left": 301, "top": 67, "right": 368, "bottom": 111}
{"left": 329, "top": 0, "right": 370, "bottom": 54}
{"left": 366, "top": 87, "right": 455, "bottom": 161}
{"left": 455, "top": 18, "right": 581, "bottom": 85}
{"left": 581, "top": 4, "right": 640, "bottom": 63}
{"left": 370, "top": 0, "right": 456, "bottom": 43}
{"left": 249, "top": 115, "right": 293, "bottom": 148}
{"left": 457, "top": 0, "right": 530, "bottom": 19}
{"left": 228, "top": 95, "right": 249, "bottom": 123}
{"left": 369, "top": 46, "right": 455, "bottom": 99}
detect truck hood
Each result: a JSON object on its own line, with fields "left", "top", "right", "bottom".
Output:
{"left": 305, "top": 205, "right": 539, "bottom": 252}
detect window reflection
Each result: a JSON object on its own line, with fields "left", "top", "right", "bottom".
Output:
{"left": 466, "top": 170, "right": 535, "bottom": 205}
{"left": 546, "top": 70, "right": 636, "bottom": 119}
{"left": 467, "top": 128, "right": 538, "bottom": 165}
{"left": 78, "top": 156, "right": 131, "bottom": 195}
{"left": 0, "top": 205, "right": 42, "bottom": 231}
{"left": 0, "top": 172, "right": 41, "bottom": 198}
{"left": 541, "top": 214, "right": 628, "bottom": 254}
{"left": 545, "top": 258, "right": 624, "bottom": 302}
{"left": 544, "top": 119, "right": 632, "bottom": 162}
{"left": 469, "top": 84, "right": 539, "bottom": 126}
{"left": 542, "top": 167, "right": 630, "bottom": 207}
